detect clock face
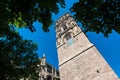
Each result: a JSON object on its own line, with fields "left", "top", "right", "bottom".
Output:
{"left": 64, "top": 32, "right": 74, "bottom": 46}
{"left": 67, "top": 38, "right": 74, "bottom": 46}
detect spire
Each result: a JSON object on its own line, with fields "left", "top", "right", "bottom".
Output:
{"left": 41, "top": 53, "right": 46, "bottom": 66}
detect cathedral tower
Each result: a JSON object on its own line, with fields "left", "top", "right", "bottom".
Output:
{"left": 55, "top": 13, "right": 119, "bottom": 80}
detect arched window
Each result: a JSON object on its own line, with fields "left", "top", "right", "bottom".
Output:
{"left": 64, "top": 32, "right": 71, "bottom": 40}
{"left": 63, "top": 25, "right": 67, "bottom": 30}
{"left": 56, "top": 27, "right": 61, "bottom": 32}
{"left": 71, "top": 21, "right": 77, "bottom": 26}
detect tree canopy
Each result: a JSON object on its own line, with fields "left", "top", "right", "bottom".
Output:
{"left": 0, "top": 0, "right": 65, "bottom": 32}
{"left": 70, "top": 0, "right": 120, "bottom": 37}
{"left": 0, "top": 25, "right": 39, "bottom": 79}
{"left": 0, "top": 0, "right": 65, "bottom": 79}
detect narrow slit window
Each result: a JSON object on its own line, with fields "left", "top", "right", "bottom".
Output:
{"left": 96, "top": 70, "right": 100, "bottom": 73}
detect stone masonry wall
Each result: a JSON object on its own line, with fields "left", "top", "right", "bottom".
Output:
{"left": 59, "top": 46, "right": 118, "bottom": 80}
{"left": 56, "top": 13, "right": 119, "bottom": 80}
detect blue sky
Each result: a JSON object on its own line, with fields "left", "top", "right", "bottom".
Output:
{"left": 19, "top": 0, "right": 120, "bottom": 78}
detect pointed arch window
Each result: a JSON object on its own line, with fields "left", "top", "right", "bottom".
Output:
{"left": 63, "top": 25, "right": 67, "bottom": 30}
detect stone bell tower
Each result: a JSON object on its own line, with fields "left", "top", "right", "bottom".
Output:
{"left": 55, "top": 13, "right": 119, "bottom": 80}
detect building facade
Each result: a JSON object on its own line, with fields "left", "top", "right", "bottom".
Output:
{"left": 55, "top": 13, "right": 119, "bottom": 80}
{"left": 39, "top": 54, "right": 60, "bottom": 80}
{"left": 20, "top": 54, "right": 60, "bottom": 80}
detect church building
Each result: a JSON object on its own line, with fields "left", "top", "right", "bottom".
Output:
{"left": 55, "top": 13, "right": 119, "bottom": 80}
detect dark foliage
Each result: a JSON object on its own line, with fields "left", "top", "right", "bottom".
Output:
{"left": 0, "top": 0, "right": 65, "bottom": 79}
{"left": 0, "top": 25, "right": 39, "bottom": 79}
{"left": 0, "top": 0, "right": 65, "bottom": 32}
{"left": 70, "top": 0, "right": 120, "bottom": 37}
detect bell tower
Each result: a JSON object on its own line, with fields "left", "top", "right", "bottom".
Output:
{"left": 55, "top": 13, "right": 119, "bottom": 80}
